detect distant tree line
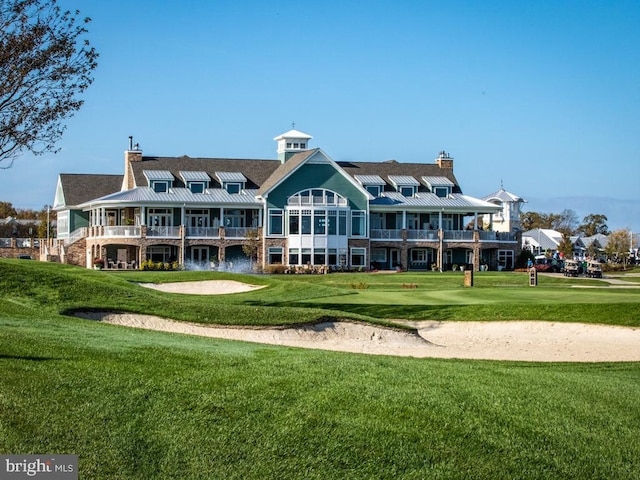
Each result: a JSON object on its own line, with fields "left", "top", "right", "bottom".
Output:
{"left": 521, "top": 209, "right": 609, "bottom": 237}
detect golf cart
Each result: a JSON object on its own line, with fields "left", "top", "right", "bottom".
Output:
{"left": 563, "top": 259, "right": 580, "bottom": 277}
{"left": 585, "top": 261, "right": 602, "bottom": 278}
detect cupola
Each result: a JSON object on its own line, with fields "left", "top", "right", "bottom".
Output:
{"left": 273, "top": 127, "right": 312, "bottom": 163}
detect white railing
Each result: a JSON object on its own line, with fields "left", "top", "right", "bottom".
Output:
{"left": 443, "top": 230, "right": 474, "bottom": 240}
{"left": 478, "top": 231, "right": 517, "bottom": 241}
{"left": 370, "top": 229, "right": 403, "bottom": 240}
{"left": 407, "top": 229, "right": 439, "bottom": 241}
{"left": 65, "top": 227, "right": 87, "bottom": 245}
{"left": 225, "top": 227, "right": 250, "bottom": 238}
{"left": 146, "top": 226, "right": 180, "bottom": 237}
{"left": 104, "top": 226, "right": 141, "bottom": 237}
{"left": 186, "top": 227, "right": 220, "bottom": 238}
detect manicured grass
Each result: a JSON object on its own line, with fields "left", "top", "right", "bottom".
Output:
{"left": 1, "top": 259, "right": 640, "bottom": 478}
{"left": 2, "top": 313, "right": 639, "bottom": 479}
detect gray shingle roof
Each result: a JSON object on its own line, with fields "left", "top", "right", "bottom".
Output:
{"left": 58, "top": 174, "right": 123, "bottom": 207}
{"left": 131, "top": 156, "right": 281, "bottom": 189}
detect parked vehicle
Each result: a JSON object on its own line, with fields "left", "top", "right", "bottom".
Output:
{"left": 534, "top": 256, "right": 562, "bottom": 273}
{"left": 563, "top": 259, "right": 580, "bottom": 277}
{"left": 585, "top": 261, "right": 602, "bottom": 278}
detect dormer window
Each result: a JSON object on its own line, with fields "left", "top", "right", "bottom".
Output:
{"left": 189, "top": 182, "right": 205, "bottom": 194}
{"left": 152, "top": 181, "right": 169, "bottom": 193}
{"left": 215, "top": 171, "right": 246, "bottom": 194}
{"left": 400, "top": 186, "right": 416, "bottom": 197}
{"left": 144, "top": 170, "right": 174, "bottom": 193}
{"left": 180, "top": 171, "right": 210, "bottom": 193}
{"left": 422, "top": 176, "right": 454, "bottom": 198}
{"left": 225, "top": 183, "right": 241, "bottom": 194}
{"left": 434, "top": 186, "right": 449, "bottom": 198}
{"left": 354, "top": 175, "right": 385, "bottom": 198}
{"left": 366, "top": 185, "right": 381, "bottom": 197}
{"left": 388, "top": 175, "right": 420, "bottom": 198}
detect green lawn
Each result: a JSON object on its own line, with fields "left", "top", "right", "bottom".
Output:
{"left": 1, "top": 259, "right": 640, "bottom": 479}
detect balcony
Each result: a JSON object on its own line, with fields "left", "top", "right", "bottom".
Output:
{"left": 146, "top": 226, "right": 180, "bottom": 238}
{"left": 104, "top": 226, "right": 141, "bottom": 237}
{"left": 370, "top": 229, "right": 403, "bottom": 240}
{"left": 185, "top": 227, "right": 220, "bottom": 238}
{"left": 443, "top": 230, "right": 474, "bottom": 241}
{"left": 369, "top": 228, "right": 517, "bottom": 243}
{"left": 478, "top": 231, "right": 517, "bottom": 242}
{"left": 407, "top": 229, "right": 439, "bottom": 241}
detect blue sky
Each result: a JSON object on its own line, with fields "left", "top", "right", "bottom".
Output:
{"left": 2, "top": 0, "right": 639, "bottom": 232}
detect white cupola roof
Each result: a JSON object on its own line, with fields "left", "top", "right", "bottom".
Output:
{"left": 274, "top": 128, "right": 313, "bottom": 163}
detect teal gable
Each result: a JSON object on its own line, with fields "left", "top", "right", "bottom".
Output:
{"left": 264, "top": 157, "right": 369, "bottom": 211}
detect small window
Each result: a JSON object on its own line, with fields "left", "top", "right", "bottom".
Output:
{"left": 225, "top": 183, "right": 241, "bottom": 194}
{"left": 400, "top": 186, "right": 415, "bottom": 197}
{"left": 350, "top": 247, "right": 366, "bottom": 267}
{"left": 152, "top": 181, "right": 168, "bottom": 193}
{"left": 268, "top": 247, "right": 283, "bottom": 264}
{"left": 300, "top": 143, "right": 306, "bottom": 149}
{"left": 434, "top": 186, "right": 448, "bottom": 198}
{"left": 366, "top": 185, "right": 381, "bottom": 197}
{"left": 286, "top": 143, "right": 292, "bottom": 148}
{"left": 293, "top": 143, "right": 299, "bottom": 148}
{"left": 189, "top": 182, "right": 205, "bottom": 194}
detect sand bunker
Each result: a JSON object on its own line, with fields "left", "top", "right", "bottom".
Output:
{"left": 138, "top": 280, "right": 265, "bottom": 295}
{"left": 76, "top": 312, "right": 640, "bottom": 362}
{"left": 81, "top": 280, "right": 640, "bottom": 362}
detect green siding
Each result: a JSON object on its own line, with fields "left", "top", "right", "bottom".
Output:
{"left": 266, "top": 163, "right": 368, "bottom": 210}
{"left": 70, "top": 210, "right": 89, "bottom": 231}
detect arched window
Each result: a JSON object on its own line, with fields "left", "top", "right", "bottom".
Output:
{"left": 287, "top": 188, "right": 347, "bottom": 206}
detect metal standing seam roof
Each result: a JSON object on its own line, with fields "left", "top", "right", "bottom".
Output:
{"left": 354, "top": 175, "right": 386, "bottom": 185}
{"left": 143, "top": 170, "right": 174, "bottom": 181}
{"left": 215, "top": 171, "right": 247, "bottom": 183}
{"left": 77, "top": 187, "right": 261, "bottom": 207}
{"left": 421, "top": 176, "right": 455, "bottom": 187}
{"left": 371, "top": 192, "right": 502, "bottom": 210}
{"left": 179, "top": 171, "right": 211, "bottom": 182}
{"left": 388, "top": 175, "right": 421, "bottom": 186}
{"left": 482, "top": 188, "right": 526, "bottom": 203}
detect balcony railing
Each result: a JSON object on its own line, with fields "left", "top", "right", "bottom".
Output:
{"left": 185, "top": 227, "right": 220, "bottom": 238}
{"left": 104, "top": 226, "right": 141, "bottom": 237}
{"left": 478, "top": 231, "right": 517, "bottom": 242}
{"left": 406, "top": 229, "right": 439, "bottom": 241}
{"left": 370, "top": 229, "right": 403, "bottom": 240}
{"left": 443, "top": 230, "right": 474, "bottom": 241}
{"left": 225, "top": 227, "right": 250, "bottom": 238}
{"left": 146, "top": 226, "right": 180, "bottom": 238}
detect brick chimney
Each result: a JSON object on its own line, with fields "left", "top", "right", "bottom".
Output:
{"left": 123, "top": 136, "right": 142, "bottom": 190}
{"left": 436, "top": 151, "right": 453, "bottom": 169}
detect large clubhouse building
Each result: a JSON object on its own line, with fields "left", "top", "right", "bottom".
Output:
{"left": 53, "top": 129, "right": 522, "bottom": 271}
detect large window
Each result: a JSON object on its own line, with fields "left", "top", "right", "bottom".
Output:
{"left": 497, "top": 250, "right": 514, "bottom": 269}
{"left": 268, "top": 209, "right": 283, "bottom": 235}
{"left": 301, "top": 210, "right": 312, "bottom": 234}
{"left": 289, "top": 210, "right": 300, "bottom": 234}
{"left": 351, "top": 211, "right": 366, "bottom": 237}
{"left": 148, "top": 208, "right": 172, "bottom": 227}
{"left": 147, "top": 246, "right": 173, "bottom": 263}
{"left": 288, "top": 188, "right": 347, "bottom": 206}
